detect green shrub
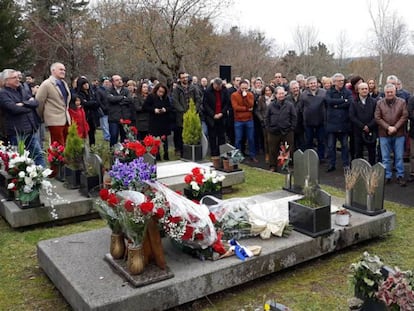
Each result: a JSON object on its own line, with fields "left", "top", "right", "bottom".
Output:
{"left": 182, "top": 98, "right": 202, "bottom": 145}
{"left": 64, "top": 123, "right": 84, "bottom": 170}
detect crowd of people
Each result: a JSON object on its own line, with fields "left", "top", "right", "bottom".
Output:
{"left": 0, "top": 62, "right": 413, "bottom": 187}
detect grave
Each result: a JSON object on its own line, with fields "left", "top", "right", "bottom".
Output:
{"left": 37, "top": 189, "right": 395, "bottom": 311}
{"left": 0, "top": 160, "right": 245, "bottom": 228}
{"left": 284, "top": 149, "right": 319, "bottom": 193}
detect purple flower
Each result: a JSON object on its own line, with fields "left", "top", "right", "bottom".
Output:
{"left": 109, "top": 158, "right": 156, "bottom": 190}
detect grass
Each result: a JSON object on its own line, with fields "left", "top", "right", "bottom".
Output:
{"left": 0, "top": 163, "right": 413, "bottom": 311}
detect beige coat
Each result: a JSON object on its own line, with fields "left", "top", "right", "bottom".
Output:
{"left": 36, "top": 76, "right": 71, "bottom": 126}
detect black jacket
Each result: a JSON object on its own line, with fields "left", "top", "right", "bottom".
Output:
{"left": 325, "top": 86, "right": 353, "bottom": 133}
{"left": 349, "top": 95, "right": 377, "bottom": 135}
{"left": 265, "top": 99, "right": 297, "bottom": 135}
{"left": 143, "top": 94, "right": 171, "bottom": 137}
{"left": 107, "top": 87, "right": 135, "bottom": 123}
{"left": 299, "top": 88, "right": 326, "bottom": 127}
{"left": 202, "top": 85, "right": 230, "bottom": 128}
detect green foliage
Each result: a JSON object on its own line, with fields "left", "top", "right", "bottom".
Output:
{"left": 64, "top": 123, "right": 84, "bottom": 169}
{"left": 182, "top": 98, "right": 202, "bottom": 145}
{"left": 0, "top": 0, "right": 33, "bottom": 69}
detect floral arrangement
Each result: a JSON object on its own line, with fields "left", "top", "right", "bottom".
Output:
{"left": 184, "top": 167, "right": 225, "bottom": 199}
{"left": 376, "top": 268, "right": 414, "bottom": 309}
{"left": 113, "top": 119, "right": 160, "bottom": 162}
{"left": 95, "top": 188, "right": 123, "bottom": 234}
{"left": 47, "top": 141, "right": 65, "bottom": 166}
{"left": 108, "top": 157, "right": 157, "bottom": 191}
{"left": 277, "top": 142, "right": 290, "bottom": 171}
{"left": 7, "top": 150, "right": 53, "bottom": 202}
{"left": 0, "top": 141, "right": 14, "bottom": 171}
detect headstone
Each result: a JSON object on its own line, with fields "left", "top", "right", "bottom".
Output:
{"left": 143, "top": 152, "right": 156, "bottom": 166}
{"left": 345, "top": 159, "right": 385, "bottom": 215}
{"left": 219, "top": 143, "right": 235, "bottom": 155}
{"left": 288, "top": 149, "right": 319, "bottom": 193}
{"left": 89, "top": 153, "right": 103, "bottom": 183}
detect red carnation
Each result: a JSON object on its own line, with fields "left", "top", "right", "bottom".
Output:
{"left": 120, "top": 118, "right": 131, "bottom": 125}
{"left": 168, "top": 216, "right": 182, "bottom": 223}
{"left": 149, "top": 145, "right": 158, "bottom": 155}
{"left": 195, "top": 174, "right": 204, "bottom": 185}
{"left": 139, "top": 201, "right": 154, "bottom": 214}
{"left": 134, "top": 143, "right": 146, "bottom": 157}
{"left": 182, "top": 225, "right": 194, "bottom": 240}
{"left": 107, "top": 193, "right": 119, "bottom": 207}
{"left": 130, "top": 126, "right": 138, "bottom": 135}
{"left": 191, "top": 167, "right": 201, "bottom": 175}
{"left": 212, "top": 232, "right": 226, "bottom": 254}
{"left": 99, "top": 188, "right": 110, "bottom": 201}
{"left": 161, "top": 135, "right": 166, "bottom": 141}
{"left": 184, "top": 174, "right": 193, "bottom": 184}
{"left": 124, "top": 200, "right": 134, "bottom": 212}
{"left": 143, "top": 135, "right": 155, "bottom": 147}
{"left": 195, "top": 233, "right": 204, "bottom": 240}
{"left": 154, "top": 208, "right": 165, "bottom": 219}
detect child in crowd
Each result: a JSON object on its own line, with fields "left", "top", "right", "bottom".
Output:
{"left": 68, "top": 95, "right": 89, "bottom": 139}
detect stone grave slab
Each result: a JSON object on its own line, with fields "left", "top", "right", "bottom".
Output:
{"left": 37, "top": 190, "right": 395, "bottom": 311}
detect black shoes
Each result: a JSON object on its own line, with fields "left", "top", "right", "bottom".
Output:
{"left": 396, "top": 177, "right": 407, "bottom": 187}
{"left": 326, "top": 166, "right": 336, "bottom": 173}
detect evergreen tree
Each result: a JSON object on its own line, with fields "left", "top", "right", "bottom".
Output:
{"left": 0, "top": 0, "right": 32, "bottom": 70}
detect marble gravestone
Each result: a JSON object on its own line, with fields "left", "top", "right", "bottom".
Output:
{"left": 286, "top": 149, "right": 319, "bottom": 193}
{"left": 344, "top": 158, "right": 385, "bottom": 216}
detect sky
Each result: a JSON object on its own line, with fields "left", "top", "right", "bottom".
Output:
{"left": 218, "top": 0, "right": 414, "bottom": 57}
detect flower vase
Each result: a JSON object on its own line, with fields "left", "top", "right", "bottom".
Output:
{"left": 18, "top": 194, "right": 42, "bottom": 209}
{"left": 211, "top": 156, "right": 220, "bottom": 170}
{"left": 367, "top": 193, "right": 374, "bottom": 212}
{"left": 345, "top": 189, "right": 352, "bottom": 207}
{"left": 110, "top": 233, "right": 125, "bottom": 260}
{"left": 127, "top": 245, "right": 145, "bottom": 275}
{"left": 49, "top": 165, "right": 58, "bottom": 178}
{"left": 56, "top": 164, "right": 65, "bottom": 182}
{"left": 284, "top": 171, "right": 292, "bottom": 189}
{"left": 222, "top": 159, "right": 232, "bottom": 172}
{"left": 335, "top": 213, "right": 350, "bottom": 226}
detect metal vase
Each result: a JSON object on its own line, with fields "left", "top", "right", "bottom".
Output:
{"left": 366, "top": 194, "right": 375, "bottom": 212}
{"left": 110, "top": 233, "right": 125, "bottom": 260}
{"left": 284, "top": 172, "right": 292, "bottom": 189}
{"left": 127, "top": 245, "right": 145, "bottom": 275}
{"left": 345, "top": 189, "right": 352, "bottom": 207}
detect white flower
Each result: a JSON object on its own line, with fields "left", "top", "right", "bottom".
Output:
{"left": 190, "top": 181, "right": 200, "bottom": 191}
{"left": 23, "top": 184, "right": 33, "bottom": 193}
{"left": 18, "top": 171, "right": 25, "bottom": 178}
{"left": 41, "top": 180, "right": 52, "bottom": 190}
{"left": 24, "top": 176, "right": 33, "bottom": 186}
{"left": 29, "top": 171, "right": 38, "bottom": 178}
{"left": 26, "top": 165, "right": 34, "bottom": 173}
{"left": 42, "top": 168, "right": 53, "bottom": 178}
{"left": 7, "top": 182, "right": 15, "bottom": 189}
{"left": 211, "top": 170, "right": 217, "bottom": 178}
{"left": 217, "top": 175, "right": 225, "bottom": 182}
{"left": 212, "top": 177, "right": 218, "bottom": 184}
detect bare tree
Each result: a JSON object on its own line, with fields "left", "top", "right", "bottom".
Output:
{"left": 335, "top": 29, "right": 353, "bottom": 69}
{"left": 367, "top": 0, "right": 409, "bottom": 87}
{"left": 292, "top": 25, "right": 319, "bottom": 55}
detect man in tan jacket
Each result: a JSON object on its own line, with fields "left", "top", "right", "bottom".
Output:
{"left": 36, "top": 62, "right": 71, "bottom": 145}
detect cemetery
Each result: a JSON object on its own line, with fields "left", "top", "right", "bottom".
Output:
{"left": 0, "top": 130, "right": 401, "bottom": 310}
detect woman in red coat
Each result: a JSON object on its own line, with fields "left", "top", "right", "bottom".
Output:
{"left": 69, "top": 95, "right": 89, "bottom": 139}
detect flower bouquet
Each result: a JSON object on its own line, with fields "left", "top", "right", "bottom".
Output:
{"left": 113, "top": 119, "right": 160, "bottom": 162}
{"left": 96, "top": 188, "right": 123, "bottom": 234}
{"left": 47, "top": 141, "right": 65, "bottom": 178}
{"left": 108, "top": 157, "right": 157, "bottom": 191}
{"left": 277, "top": 142, "right": 290, "bottom": 172}
{"left": 184, "top": 167, "right": 225, "bottom": 201}
{"left": 7, "top": 150, "right": 53, "bottom": 204}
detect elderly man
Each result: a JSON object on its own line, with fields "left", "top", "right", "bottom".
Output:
{"left": 325, "top": 73, "right": 353, "bottom": 172}
{"left": 375, "top": 83, "right": 408, "bottom": 186}
{"left": 36, "top": 62, "right": 71, "bottom": 146}
{"left": 0, "top": 69, "right": 44, "bottom": 166}
{"left": 202, "top": 78, "right": 230, "bottom": 157}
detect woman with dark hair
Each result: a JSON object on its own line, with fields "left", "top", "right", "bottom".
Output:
{"left": 143, "top": 83, "right": 171, "bottom": 160}
{"left": 76, "top": 77, "right": 98, "bottom": 146}
{"left": 134, "top": 81, "right": 150, "bottom": 140}
{"left": 68, "top": 95, "right": 89, "bottom": 139}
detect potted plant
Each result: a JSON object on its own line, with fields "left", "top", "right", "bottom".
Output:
{"left": 349, "top": 252, "right": 392, "bottom": 311}
{"left": 182, "top": 98, "right": 202, "bottom": 161}
{"left": 183, "top": 166, "right": 225, "bottom": 201}
{"left": 288, "top": 176, "right": 333, "bottom": 237}
{"left": 64, "top": 123, "right": 84, "bottom": 189}
{"left": 335, "top": 208, "right": 351, "bottom": 226}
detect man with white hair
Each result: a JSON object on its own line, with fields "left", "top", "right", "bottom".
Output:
{"left": 0, "top": 69, "right": 45, "bottom": 166}
{"left": 36, "top": 62, "right": 71, "bottom": 146}
{"left": 375, "top": 83, "right": 408, "bottom": 186}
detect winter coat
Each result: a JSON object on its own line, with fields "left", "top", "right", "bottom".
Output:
{"left": 172, "top": 83, "right": 201, "bottom": 127}
{"left": 265, "top": 99, "right": 297, "bottom": 135}
{"left": 143, "top": 94, "right": 171, "bottom": 137}
{"left": 107, "top": 87, "right": 135, "bottom": 123}
{"left": 299, "top": 88, "right": 326, "bottom": 127}
{"left": 231, "top": 90, "right": 254, "bottom": 122}
{"left": 134, "top": 94, "right": 150, "bottom": 132}
{"left": 325, "top": 86, "right": 353, "bottom": 133}
{"left": 0, "top": 86, "right": 40, "bottom": 136}
{"left": 69, "top": 107, "right": 89, "bottom": 139}
{"left": 349, "top": 96, "right": 377, "bottom": 135}
{"left": 375, "top": 97, "right": 408, "bottom": 137}
{"left": 202, "top": 85, "right": 230, "bottom": 128}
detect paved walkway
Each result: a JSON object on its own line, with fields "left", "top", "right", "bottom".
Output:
{"left": 243, "top": 152, "right": 414, "bottom": 207}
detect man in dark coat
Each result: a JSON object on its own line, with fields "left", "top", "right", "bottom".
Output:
{"left": 0, "top": 69, "right": 44, "bottom": 166}
{"left": 202, "top": 78, "right": 230, "bottom": 157}
{"left": 107, "top": 74, "right": 135, "bottom": 146}
{"left": 325, "top": 73, "right": 354, "bottom": 172}
{"left": 349, "top": 82, "right": 377, "bottom": 165}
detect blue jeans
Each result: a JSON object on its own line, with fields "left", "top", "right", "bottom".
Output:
{"left": 9, "top": 133, "right": 45, "bottom": 167}
{"left": 109, "top": 122, "right": 126, "bottom": 147}
{"left": 100, "top": 115, "right": 110, "bottom": 141}
{"left": 234, "top": 120, "right": 255, "bottom": 158}
{"left": 305, "top": 125, "right": 325, "bottom": 160}
{"left": 379, "top": 136, "right": 405, "bottom": 178}
{"left": 327, "top": 132, "right": 349, "bottom": 168}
